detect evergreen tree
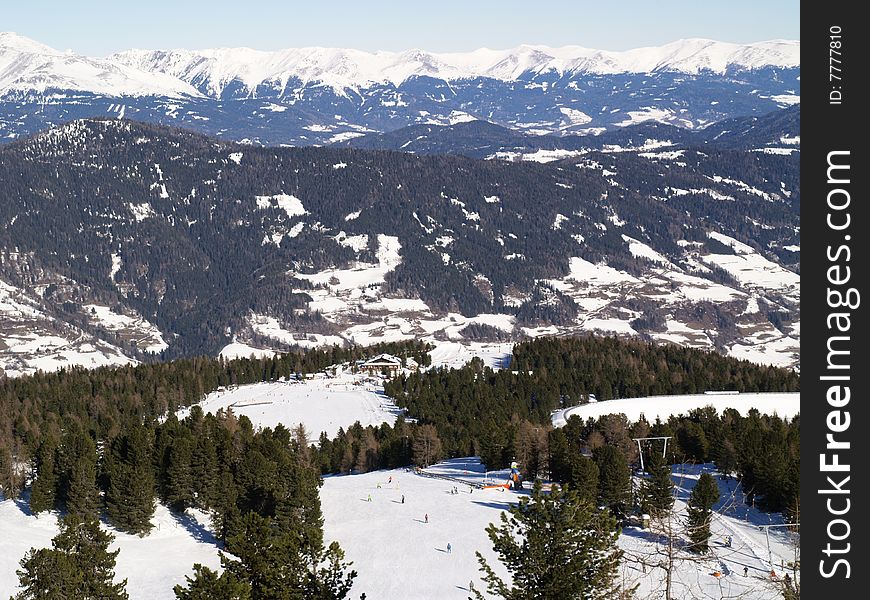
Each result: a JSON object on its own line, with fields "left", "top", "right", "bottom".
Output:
{"left": 474, "top": 481, "right": 622, "bottom": 599}
{"left": 190, "top": 433, "right": 219, "bottom": 507}
{"left": 105, "top": 426, "right": 156, "bottom": 535}
{"left": 593, "top": 446, "right": 631, "bottom": 518}
{"left": 29, "top": 437, "right": 58, "bottom": 514}
{"left": 686, "top": 473, "right": 720, "bottom": 553}
{"left": 65, "top": 433, "right": 100, "bottom": 521}
{"left": 165, "top": 435, "right": 195, "bottom": 511}
{"left": 14, "top": 514, "right": 128, "bottom": 600}
{"left": 211, "top": 469, "right": 241, "bottom": 545}
{"left": 174, "top": 564, "right": 252, "bottom": 600}
{"left": 205, "top": 511, "right": 357, "bottom": 600}
{"left": 639, "top": 452, "right": 674, "bottom": 518}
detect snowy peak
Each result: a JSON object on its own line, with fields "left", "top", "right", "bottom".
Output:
{"left": 0, "top": 31, "right": 59, "bottom": 55}
{"left": 0, "top": 32, "right": 202, "bottom": 98}
{"left": 109, "top": 38, "right": 799, "bottom": 96}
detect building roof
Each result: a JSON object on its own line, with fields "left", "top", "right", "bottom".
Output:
{"left": 361, "top": 353, "right": 402, "bottom": 366}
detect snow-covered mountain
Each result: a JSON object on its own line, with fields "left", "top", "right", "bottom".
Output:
{"left": 0, "top": 118, "right": 799, "bottom": 376}
{"left": 111, "top": 38, "right": 799, "bottom": 95}
{"left": 0, "top": 32, "right": 200, "bottom": 98}
{"left": 0, "top": 33, "right": 799, "bottom": 144}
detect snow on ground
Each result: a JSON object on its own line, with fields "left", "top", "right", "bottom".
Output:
{"left": 581, "top": 317, "right": 638, "bottom": 336}
{"left": 0, "top": 500, "right": 221, "bottom": 600}
{"left": 1, "top": 279, "right": 140, "bottom": 378}
{"left": 296, "top": 235, "right": 401, "bottom": 291}
{"left": 0, "top": 278, "right": 42, "bottom": 318}
{"left": 614, "top": 107, "right": 675, "bottom": 127}
{"left": 619, "top": 463, "right": 798, "bottom": 599}
{"left": 177, "top": 377, "right": 402, "bottom": 439}
{"left": 662, "top": 270, "right": 745, "bottom": 302}
{"left": 321, "top": 460, "right": 518, "bottom": 600}
{"left": 322, "top": 458, "right": 798, "bottom": 600}
{"left": 0, "top": 332, "right": 137, "bottom": 378}
{"left": 218, "top": 342, "right": 278, "bottom": 360}
{"left": 249, "top": 314, "right": 346, "bottom": 349}
{"left": 2, "top": 458, "right": 798, "bottom": 600}
{"left": 649, "top": 320, "right": 715, "bottom": 349}
{"left": 83, "top": 304, "right": 168, "bottom": 353}
{"left": 622, "top": 235, "right": 674, "bottom": 267}
{"left": 726, "top": 323, "right": 800, "bottom": 369}
{"left": 551, "top": 392, "right": 799, "bottom": 427}
{"left": 566, "top": 256, "right": 639, "bottom": 285}
{"left": 488, "top": 148, "right": 588, "bottom": 163}
{"left": 427, "top": 341, "right": 513, "bottom": 370}
{"left": 558, "top": 106, "right": 592, "bottom": 126}
{"left": 702, "top": 232, "right": 799, "bottom": 292}
{"left": 255, "top": 193, "right": 308, "bottom": 218}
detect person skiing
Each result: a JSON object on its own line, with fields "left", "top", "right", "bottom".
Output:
{"left": 743, "top": 566, "right": 748, "bottom": 577}
{"left": 447, "top": 543, "right": 452, "bottom": 554}
{"left": 424, "top": 513, "right": 428, "bottom": 523}
{"left": 388, "top": 476, "right": 392, "bottom": 484}
{"left": 401, "top": 495, "right": 404, "bottom": 504}
{"left": 726, "top": 535, "right": 732, "bottom": 547}
{"left": 367, "top": 494, "right": 372, "bottom": 502}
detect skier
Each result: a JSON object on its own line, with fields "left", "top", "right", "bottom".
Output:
{"left": 367, "top": 494, "right": 372, "bottom": 502}
{"left": 401, "top": 495, "right": 405, "bottom": 504}
{"left": 388, "top": 476, "right": 392, "bottom": 484}
{"left": 424, "top": 513, "right": 428, "bottom": 523}
{"left": 726, "top": 535, "right": 732, "bottom": 548}
{"left": 447, "top": 543, "right": 452, "bottom": 554}
{"left": 743, "top": 566, "right": 748, "bottom": 577}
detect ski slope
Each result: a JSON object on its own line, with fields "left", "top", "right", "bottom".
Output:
{"left": 321, "top": 460, "right": 797, "bottom": 599}
{"left": 177, "top": 375, "right": 402, "bottom": 439}
{"left": 551, "top": 392, "right": 799, "bottom": 427}
{"left": 1, "top": 459, "right": 797, "bottom": 600}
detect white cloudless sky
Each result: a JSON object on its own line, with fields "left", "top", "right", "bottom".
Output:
{"left": 5, "top": 0, "right": 799, "bottom": 56}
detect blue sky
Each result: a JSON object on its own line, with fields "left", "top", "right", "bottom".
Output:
{"left": 6, "top": 0, "right": 800, "bottom": 55}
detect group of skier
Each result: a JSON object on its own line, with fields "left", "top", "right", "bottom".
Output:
{"left": 363, "top": 475, "right": 460, "bottom": 558}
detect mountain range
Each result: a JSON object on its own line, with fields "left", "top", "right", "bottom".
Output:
{"left": 0, "top": 115, "right": 799, "bottom": 377}
{"left": 1, "top": 33, "right": 799, "bottom": 144}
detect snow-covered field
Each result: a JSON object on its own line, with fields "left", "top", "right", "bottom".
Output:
{"left": 177, "top": 376, "right": 403, "bottom": 439}
{"left": 322, "top": 459, "right": 517, "bottom": 599}
{"left": 551, "top": 392, "right": 799, "bottom": 427}
{"left": 1, "top": 456, "right": 798, "bottom": 600}
{"left": 322, "top": 459, "right": 797, "bottom": 600}
{"left": 0, "top": 500, "right": 220, "bottom": 600}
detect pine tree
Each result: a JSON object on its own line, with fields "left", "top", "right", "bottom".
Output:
{"left": 686, "top": 472, "right": 720, "bottom": 553}
{"left": 190, "top": 434, "right": 219, "bottom": 507}
{"left": 165, "top": 436, "right": 195, "bottom": 511}
{"left": 29, "top": 438, "right": 58, "bottom": 514}
{"left": 210, "top": 469, "right": 240, "bottom": 546}
{"left": 593, "top": 445, "right": 631, "bottom": 518}
{"left": 65, "top": 433, "right": 100, "bottom": 521}
{"left": 14, "top": 514, "right": 128, "bottom": 599}
{"left": 208, "top": 511, "right": 357, "bottom": 600}
{"left": 105, "top": 426, "right": 156, "bottom": 535}
{"left": 639, "top": 452, "right": 674, "bottom": 518}
{"left": 174, "top": 564, "right": 252, "bottom": 599}
{"left": 474, "top": 480, "right": 622, "bottom": 599}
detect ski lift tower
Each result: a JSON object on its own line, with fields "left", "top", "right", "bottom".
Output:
{"left": 632, "top": 436, "right": 672, "bottom": 471}
{"left": 757, "top": 522, "right": 800, "bottom": 571}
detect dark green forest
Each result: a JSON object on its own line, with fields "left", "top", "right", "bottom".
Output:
{"left": 0, "top": 118, "right": 798, "bottom": 358}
